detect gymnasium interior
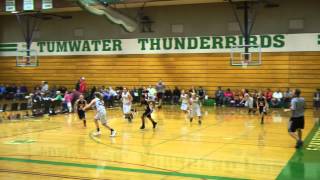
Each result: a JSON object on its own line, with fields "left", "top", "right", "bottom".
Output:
{"left": 0, "top": 0, "right": 320, "bottom": 179}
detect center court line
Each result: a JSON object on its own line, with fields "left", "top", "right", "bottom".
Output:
{"left": 0, "top": 156, "right": 246, "bottom": 180}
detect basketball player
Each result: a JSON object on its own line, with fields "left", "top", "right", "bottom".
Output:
{"left": 285, "top": 89, "right": 305, "bottom": 148}
{"left": 84, "top": 92, "right": 116, "bottom": 137}
{"left": 189, "top": 93, "right": 202, "bottom": 125}
{"left": 140, "top": 97, "right": 157, "bottom": 130}
{"left": 180, "top": 90, "right": 189, "bottom": 114}
{"left": 141, "top": 86, "right": 149, "bottom": 101}
{"left": 256, "top": 92, "right": 268, "bottom": 124}
{"left": 121, "top": 87, "right": 133, "bottom": 122}
{"left": 74, "top": 94, "right": 87, "bottom": 127}
{"left": 244, "top": 93, "right": 255, "bottom": 114}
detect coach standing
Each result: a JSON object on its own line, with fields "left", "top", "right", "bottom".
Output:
{"left": 285, "top": 89, "right": 305, "bottom": 148}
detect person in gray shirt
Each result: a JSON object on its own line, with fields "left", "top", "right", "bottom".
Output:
{"left": 285, "top": 89, "right": 305, "bottom": 148}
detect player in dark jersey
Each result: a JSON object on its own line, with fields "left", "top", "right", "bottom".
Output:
{"left": 140, "top": 97, "right": 157, "bottom": 130}
{"left": 75, "top": 94, "right": 87, "bottom": 127}
{"left": 256, "top": 92, "right": 268, "bottom": 124}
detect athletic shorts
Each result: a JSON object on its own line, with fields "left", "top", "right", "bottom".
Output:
{"left": 123, "top": 104, "right": 132, "bottom": 114}
{"left": 259, "top": 106, "right": 267, "bottom": 114}
{"left": 190, "top": 107, "right": 201, "bottom": 117}
{"left": 142, "top": 110, "right": 152, "bottom": 118}
{"left": 181, "top": 103, "right": 188, "bottom": 111}
{"left": 95, "top": 111, "right": 107, "bottom": 124}
{"left": 77, "top": 110, "right": 86, "bottom": 119}
{"left": 288, "top": 116, "right": 305, "bottom": 132}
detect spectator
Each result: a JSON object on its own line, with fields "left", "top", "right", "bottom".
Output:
{"left": 79, "top": 77, "right": 87, "bottom": 93}
{"left": 51, "top": 91, "right": 63, "bottom": 114}
{"left": 31, "top": 92, "right": 44, "bottom": 116}
{"left": 172, "top": 86, "right": 181, "bottom": 105}
{"left": 0, "top": 84, "right": 6, "bottom": 99}
{"left": 264, "top": 88, "right": 273, "bottom": 103}
{"left": 156, "top": 80, "right": 166, "bottom": 108}
{"left": 233, "top": 89, "right": 241, "bottom": 106}
{"left": 197, "top": 86, "right": 206, "bottom": 106}
{"left": 131, "top": 87, "right": 140, "bottom": 103}
{"left": 52, "top": 91, "right": 63, "bottom": 101}
{"left": 12, "top": 84, "right": 17, "bottom": 94}
{"left": 215, "top": 86, "right": 224, "bottom": 106}
{"left": 58, "top": 86, "right": 67, "bottom": 94}
{"left": 102, "top": 89, "right": 111, "bottom": 107}
{"left": 20, "top": 85, "right": 28, "bottom": 94}
{"left": 63, "top": 91, "right": 73, "bottom": 113}
{"left": 238, "top": 89, "right": 249, "bottom": 107}
{"left": 41, "top": 81, "right": 49, "bottom": 92}
{"left": 272, "top": 89, "right": 283, "bottom": 107}
{"left": 147, "top": 85, "right": 157, "bottom": 101}
{"left": 50, "top": 85, "right": 57, "bottom": 97}
{"left": 99, "top": 86, "right": 104, "bottom": 92}
{"left": 108, "top": 87, "right": 117, "bottom": 107}
{"left": 5, "top": 84, "right": 14, "bottom": 100}
{"left": 15, "top": 86, "right": 24, "bottom": 99}
{"left": 223, "top": 88, "right": 233, "bottom": 106}
{"left": 283, "top": 88, "right": 292, "bottom": 107}
{"left": 314, "top": 88, "right": 320, "bottom": 110}
{"left": 75, "top": 80, "right": 80, "bottom": 91}
{"left": 164, "top": 87, "right": 173, "bottom": 104}
{"left": 89, "top": 86, "right": 96, "bottom": 100}
{"left": 72, "top": 89, "right": 81, "bottom": 106}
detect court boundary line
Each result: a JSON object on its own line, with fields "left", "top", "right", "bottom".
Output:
{"left": 0, "top": 156, "right": 247, "bottom": 180}
{"left": 276, "top": 124, "right": 320, "bottom": 179}
{"left": 0, "top": 168, "right": 111, "bottom": 180}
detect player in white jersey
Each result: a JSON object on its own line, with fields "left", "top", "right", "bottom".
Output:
{"left": 180, "top": 90, "right": 189, "bottom": 113}
{"left": 189, "top": 93, "right": 202, "bottom": 125}
{"left": 84, "top": 92, "right": 116, "bottom": 137}
{"left": 121, "top": 87, "right": 133, "bottom": 122}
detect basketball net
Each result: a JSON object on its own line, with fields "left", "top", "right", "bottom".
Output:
{"left": 241, "top": 60, "right": 248, "bottom": 69}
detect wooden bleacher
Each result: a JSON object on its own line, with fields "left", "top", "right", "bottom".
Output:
{"left": 0, "top": 52, "right": 319, "bottom": 108}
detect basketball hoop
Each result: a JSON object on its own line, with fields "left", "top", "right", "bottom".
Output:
{"left": 16, "top": 49, "right": 38, "bottom": 67}
{"left": 241, "top": 61, "right": 248, "bottom": 69}
{"left": 230, "top": 44, "right": 262, "bottom": 67}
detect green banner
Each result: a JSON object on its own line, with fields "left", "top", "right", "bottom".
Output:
{"left": 0, "top": 33, "right": 319, "bottom": 56}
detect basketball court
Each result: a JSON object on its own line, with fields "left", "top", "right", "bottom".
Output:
{"left": 0, "top": 0, "right": 320, "bottom": 179}
{"left": 0, "top": 107, "right": 317, "bottom": 179}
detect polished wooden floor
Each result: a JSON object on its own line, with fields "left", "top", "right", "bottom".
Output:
{"left": 0, "top": 106, "right": 317, "bottom": 180}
